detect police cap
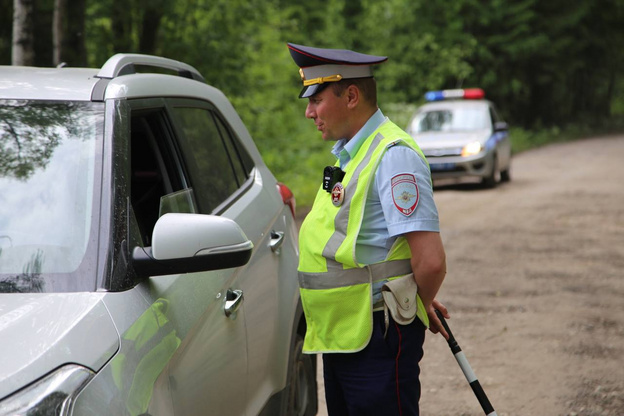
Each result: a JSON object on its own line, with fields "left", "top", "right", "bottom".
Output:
{"left": 287, "top": 43, "right": 387, "bottom": 98}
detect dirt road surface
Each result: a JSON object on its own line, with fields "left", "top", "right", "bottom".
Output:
{"left": 310, "top": 135, "right": 624, "bottom": 416}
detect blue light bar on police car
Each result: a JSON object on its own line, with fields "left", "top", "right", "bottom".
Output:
{"left": 425, "top": 88, "right": 485, "bottom": 101}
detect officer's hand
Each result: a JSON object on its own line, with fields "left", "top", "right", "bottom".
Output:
{"left": 427, "top": 299, "right": 450, "bottom": 340}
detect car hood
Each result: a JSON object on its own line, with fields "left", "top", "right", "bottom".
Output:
{"left": 412, "top": 130, "right": 489, "bottom": 149}
{"left": 0, "top": 293, "right": 119, "bottom": 400}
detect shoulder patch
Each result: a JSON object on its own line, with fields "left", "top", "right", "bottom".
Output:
{"left": 391, "top": 173, "right": 419, "bottom": 216}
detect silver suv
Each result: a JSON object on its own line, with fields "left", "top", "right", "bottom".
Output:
{"left": 0, "top": 54, "right": 317, "bottom": 416}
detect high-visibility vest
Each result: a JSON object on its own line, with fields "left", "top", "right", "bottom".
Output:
{"left": 298, "top": 119, "right": 430, "bottom": 353}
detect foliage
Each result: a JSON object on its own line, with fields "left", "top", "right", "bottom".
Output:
{"left": 1, "top": 0, "right": 623, "bottom": 208}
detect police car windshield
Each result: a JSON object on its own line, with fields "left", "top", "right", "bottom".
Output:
{"left": 0, "top": 100, "right": 103, "bottom": 293}
{"left": 411, "top": 106, "right": 490, "bottom": 133}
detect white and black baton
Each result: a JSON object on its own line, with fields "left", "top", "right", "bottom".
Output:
{"left": 435, "top": 310, "right": 498, "bottom": 416}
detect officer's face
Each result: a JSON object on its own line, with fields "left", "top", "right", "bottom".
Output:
{"left": 305, "top": 86, "right": 351, "bottom": 141}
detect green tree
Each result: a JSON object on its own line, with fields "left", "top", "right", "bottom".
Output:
{"left": 460, "top": 0, "right": 624, "bottom": 127}
{"left": 357, "top": 0, "right": 475, "bottom": 105}
{"left": 2, "top": 0, "right": 623, "bottom": 207}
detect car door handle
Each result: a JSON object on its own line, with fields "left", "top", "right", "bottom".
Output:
{"left": 224, "top": 289, "right": 244, "bottom": 317}
{"left": 269, "top": 230, "right": 284, "bottom": 252}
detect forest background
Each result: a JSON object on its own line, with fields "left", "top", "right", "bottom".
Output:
{"left": 3, "top": 0, "right": 623, "bottom": 208}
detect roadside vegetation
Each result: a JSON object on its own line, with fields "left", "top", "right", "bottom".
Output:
{"left": 2, "top": 0, "right": 623, "bottom": 209}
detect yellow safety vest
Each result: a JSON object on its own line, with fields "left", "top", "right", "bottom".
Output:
{"left": 298, "top": 119, "right": 430, "bottom": 353}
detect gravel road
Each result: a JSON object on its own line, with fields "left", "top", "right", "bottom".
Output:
{"left": 311, "top": 135, "right": 624, "bottom": 416}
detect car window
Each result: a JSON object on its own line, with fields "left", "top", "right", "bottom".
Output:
{"left": 213, "top": 113, "right": 253, "bottom": 184}
{"left": 122, "top": 100, "right": 257, "bottom": 251}
{"left": 171, "top": 106, "right": 253, "bottom": 214}
{"left": 0, "top": 101, "right": 103, "bottom": 292}
{"left": 129, "top": 108, "right": 192, "bottom": 245}
{"left": 489, "top": 105, "right": 502, "bottom": 124}
{"left": 411, "top": 104, "right": 490, "bottom": 133}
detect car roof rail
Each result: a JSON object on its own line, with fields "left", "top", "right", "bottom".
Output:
{"left": 97, "top": 53, "right": 205, "bottom": 83}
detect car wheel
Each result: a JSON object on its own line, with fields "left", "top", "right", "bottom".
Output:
{"left": 501, "top": 164, "right": 511, "bottom": 182}
{"left": 482, "top": 154, "right": 500, "bottom": 188}
{"left": 286, "top": 332, "right": 317, "bottom": 416}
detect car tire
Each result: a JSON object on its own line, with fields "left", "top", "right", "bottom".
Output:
{"left": 501, "top": 164, "right": 511, "bottom": 182}
{"left": 285, "top": 332, "right": 318, "bottom": 416}
{"left": 482, "top": 154, "right": 500, "bottom": 188}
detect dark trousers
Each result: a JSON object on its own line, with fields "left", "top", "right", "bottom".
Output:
{"left": 323, "top": 311, "right": 426, "bottom": 416}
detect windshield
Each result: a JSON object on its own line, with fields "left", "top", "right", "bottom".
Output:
{"left": 409, "top": 105, "right": 490, "bottom": 134}
{"left": 0, "top": 101, "right": 103, "bottom": 293}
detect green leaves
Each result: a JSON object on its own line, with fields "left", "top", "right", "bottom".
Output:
{"left": 2, "top": 0, "right": 620, "bottom": 207}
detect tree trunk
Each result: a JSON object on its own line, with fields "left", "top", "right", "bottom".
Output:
{"left": 139, "top": 6, "right": 163, "bottom": 55}
{"left": 52, "top": 0, "right": 65, "bottom": 66}
{"left": 12, "top": 0, "right": 35, "bottom": 66}
{"left": 111, "top": 0, "right": 132, "bottom": 52}
{"left": 65, "top": 0, "right": 86, "bottom": 66}
{"left": 52, "top": 0, "right": 86, "bottom": 67}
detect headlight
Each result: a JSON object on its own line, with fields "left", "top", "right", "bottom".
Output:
{"left": 461, "top": 141, "right": 482, "bottom": 157}
{"left": 0, "top": 365, "right": 94, "bottom": 416}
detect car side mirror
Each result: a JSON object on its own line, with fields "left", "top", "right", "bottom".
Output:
{"left": 132, "top": 213, "right": 253, "bottom": 278}
{"left": 494, "top": 121, "right": 508, "bottom": 132}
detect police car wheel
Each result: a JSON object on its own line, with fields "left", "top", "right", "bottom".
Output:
{"left": 286, "top": 333, "right": 317, "bottom": 416}
{"left": 482, "top": 154, "right": 500, "bottom": 188}
{"left": 501, "top": 165, "right": 511, "bottom": 182}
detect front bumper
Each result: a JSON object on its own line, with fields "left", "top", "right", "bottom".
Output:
{"left": 426, "top": 151, "right": 494, "bottom": 181}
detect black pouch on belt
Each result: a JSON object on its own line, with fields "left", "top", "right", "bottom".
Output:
{"left": 381, "top": 273, "right": 418, "bottom": 336}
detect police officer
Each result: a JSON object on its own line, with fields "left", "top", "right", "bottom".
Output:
{"left": 288, "top": 42, "right": 449, "bottom": 416}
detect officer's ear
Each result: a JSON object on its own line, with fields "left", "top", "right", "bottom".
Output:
{"left": 345, "top": 84, "right": 360, "bottom": 109}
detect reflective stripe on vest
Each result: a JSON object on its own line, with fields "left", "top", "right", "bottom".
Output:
{"left": 299, "top": 259, "right": 412, "bottom": 289}
{"left": 298, "top": 119, "right": 430, "bottom": 353}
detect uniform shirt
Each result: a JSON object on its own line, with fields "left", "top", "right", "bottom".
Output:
{"left": 331, "top": 109, "right": 440, "bottom": 304}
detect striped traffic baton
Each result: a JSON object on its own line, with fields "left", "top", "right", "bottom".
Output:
{"left": 435, "top": 310, "right": 498, "bottom": 416}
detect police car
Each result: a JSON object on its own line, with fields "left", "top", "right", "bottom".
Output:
{"left": 0, "top": 55, "right": 316, "bottom": 415}
{"left": 406, "top": 88, "right": 511, "bottom": 187}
